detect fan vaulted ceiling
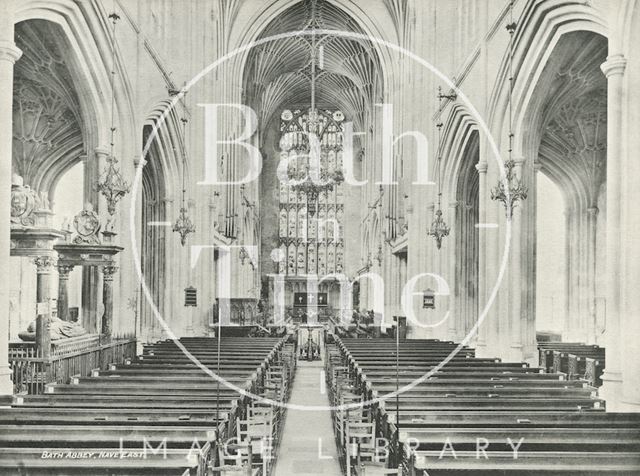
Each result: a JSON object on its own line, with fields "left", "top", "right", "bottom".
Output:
{"left": 243, "top": 0, "right": 382, "bottom": 132}
{"left": 537, "top": 31, "right": 607, "bottom": 206}
{"left": 12, "top": 20, "right": 84, "bottom": 193}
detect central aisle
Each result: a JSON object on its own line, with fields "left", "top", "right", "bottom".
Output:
{"left": 274, "top": 359, "right": 342, "bottom": 476}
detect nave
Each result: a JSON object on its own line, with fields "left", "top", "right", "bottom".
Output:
{"left": 274, "top": 360, "right": 341, "bottom": 476}
{"left": 2, "top": 0, "right": 640, "bottom": 474}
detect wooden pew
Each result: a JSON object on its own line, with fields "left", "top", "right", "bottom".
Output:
{"left": 0, "top": 407, "right": 226, "bottom": 425}
{"left": 2, "top": 336, "right": 291, "bottom": 476}
{"left": 537, "top": 343, "right": 601, "bottom": 373}
{"left": 410, "top": 450, "right": 640, "bottom": 475}
{"left": 393, "top": 410, "right": 640, "bottom": 429}
{"left": 331, "top": 336, "right": 640, "bottom": 475}
{"left": 399, "top": 426, "right": 640, "bottom": 452}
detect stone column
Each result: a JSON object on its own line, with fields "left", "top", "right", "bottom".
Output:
{"left": 531, "top": 161, "right": 542, "bottom": 338}
{"left": 422, "top": 203, "right": 435, "bottom": 339}
{"left": 57, "top": 264, "right": 74, "bottom": 322}
{"left": 82, "top": 147, "right": 109, "bottom": 334}
{"left": 563, "top": 207, "right": 572, "bottom": 339}
{"left": 446, "top": 200, "right": 459, "bottom": 341}
{"left": 161, "top": 195, "right": 174, "bottom": 339}
{"left": 600, "top": 54, "right": 626, "bottom": 406}
{"left": 475, "top": 162, "right": 488, "bottom": 352}
{"left": 34, "top": 256, "right": 56, "bottom": 358}
{"left": 509, "top": 157, "right": 525, "bottom": 361}
{"left": 101, "top": 265, "right": 118, "bottom": 340}
{"left": 586, "top": 206, "right": 599, "bottom": 344}
{"left": 0, "top": 23, "right": 22, "bottom": 395}
{"left": 34, "top": 256, "right": 56, "bottom": 311}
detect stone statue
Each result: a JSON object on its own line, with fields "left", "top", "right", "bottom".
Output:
{"left": 37, "top": 191, "right": 51, "bottom": 211}
{"left": 18, "top": 316, "right": 88, "bottom": 342}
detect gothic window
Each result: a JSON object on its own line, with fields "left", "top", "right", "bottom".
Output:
{"left": 278, "top": 108, "right": 346, "bottom": 275}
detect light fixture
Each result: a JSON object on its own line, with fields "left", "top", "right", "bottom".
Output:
{"left": 173, "top": 117, "right": 195, "bottom": 246}
{"left": 288, "top": 0, "right": 344, "bottom": 216}
{"left": 290, "top": 167, "right": 344, "bottom": 216}
{"left": 491, "top": 0, "right": 528, "bottom": 218}
{"left": 427, "top": 89, "right": 450, "bottom": 249}
{"left": 95, "top": 12, "right": 129, "bottom": 216}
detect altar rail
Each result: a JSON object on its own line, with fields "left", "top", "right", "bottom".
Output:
{"left": 9, "top": 336, "right": 136, "bottom": 395}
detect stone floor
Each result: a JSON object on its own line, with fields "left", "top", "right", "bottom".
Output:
{"left": 274, "top": 359, "right": 342, "bottom": 476}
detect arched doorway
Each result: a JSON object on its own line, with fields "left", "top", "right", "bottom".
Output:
{"left": 453, "top": 130, "right": 479, "bottom": 341}
{"left": 140, "top": 110, "right": 183, "bottom": 341}
{"left": 533, "top": 31, "right": 608, "bottom": 344}
{"left": 535, "top": 173, "right": 566, "bottom": 337}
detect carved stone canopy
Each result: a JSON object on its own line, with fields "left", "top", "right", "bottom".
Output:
{"left": 10, "top": 228, "right": 64, "bottom": 259}
{"left": 54, "top": 244, "right": 123, "bottom": 269}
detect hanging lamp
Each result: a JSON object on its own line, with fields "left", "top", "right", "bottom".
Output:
{"left": 427, "top": 89, "right": 451, "bottom": 249}
{"left": 173, "top": 117, "right": 196, "bottom": 246}
{"left": 95, "top": 11, "right": 130, "bottom": 215}
{"left": 288, "top": 0, "right": 343, "bottom": 216}
{"left": 490, "top": 0, "right": 528, "bottom": 218}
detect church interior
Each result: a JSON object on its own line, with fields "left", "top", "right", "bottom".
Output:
{"left": 1, "top": 0, "right": 640, "bottom": 474}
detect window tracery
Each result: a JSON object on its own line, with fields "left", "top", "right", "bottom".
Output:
{"left": 278, "top": 108, "right": 345, "bottom": 276}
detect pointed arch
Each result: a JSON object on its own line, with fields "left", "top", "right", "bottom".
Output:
{"left": 485, "top": 0, "right": 609, "bottom": 346}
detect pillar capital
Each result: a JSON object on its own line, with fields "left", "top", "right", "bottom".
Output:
{"left": 533, "top": 161, "right": 543, "bottom": 172}
{"left": 94, "top": 146, "right": 111, "bottom": 158}
{"left": 57, "top": 264, "right": 75, "bottom": 277}
{"left": 0, "top": 41, "right": 22, "bottom": 64}
{"left": 102, "top": 264, "right": 119, "bottom": 280}
{"left": 587, "top": 206, "right": 599, "bottom": 217}
{"left": 601, "top": 54, "right": 627, "bottom": 78}
{"left": 33, "top": 256, "right": 57, "bottom": 273}
{"left": 475, "top": 162, "right": 488, "bottom": 174}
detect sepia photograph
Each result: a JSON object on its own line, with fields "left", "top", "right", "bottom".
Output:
{"left": 1, "top": 0, "right": 639, "bottom": 474}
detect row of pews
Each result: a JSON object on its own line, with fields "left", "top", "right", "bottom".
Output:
{"left": 1, "top": 336, "right": 295, "bottom": 475}
{"left": 538, "top": 342, "right": 606, "bottom": 387}
{"left": 327, "top": 337, "right": 640, "bottom": 475}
